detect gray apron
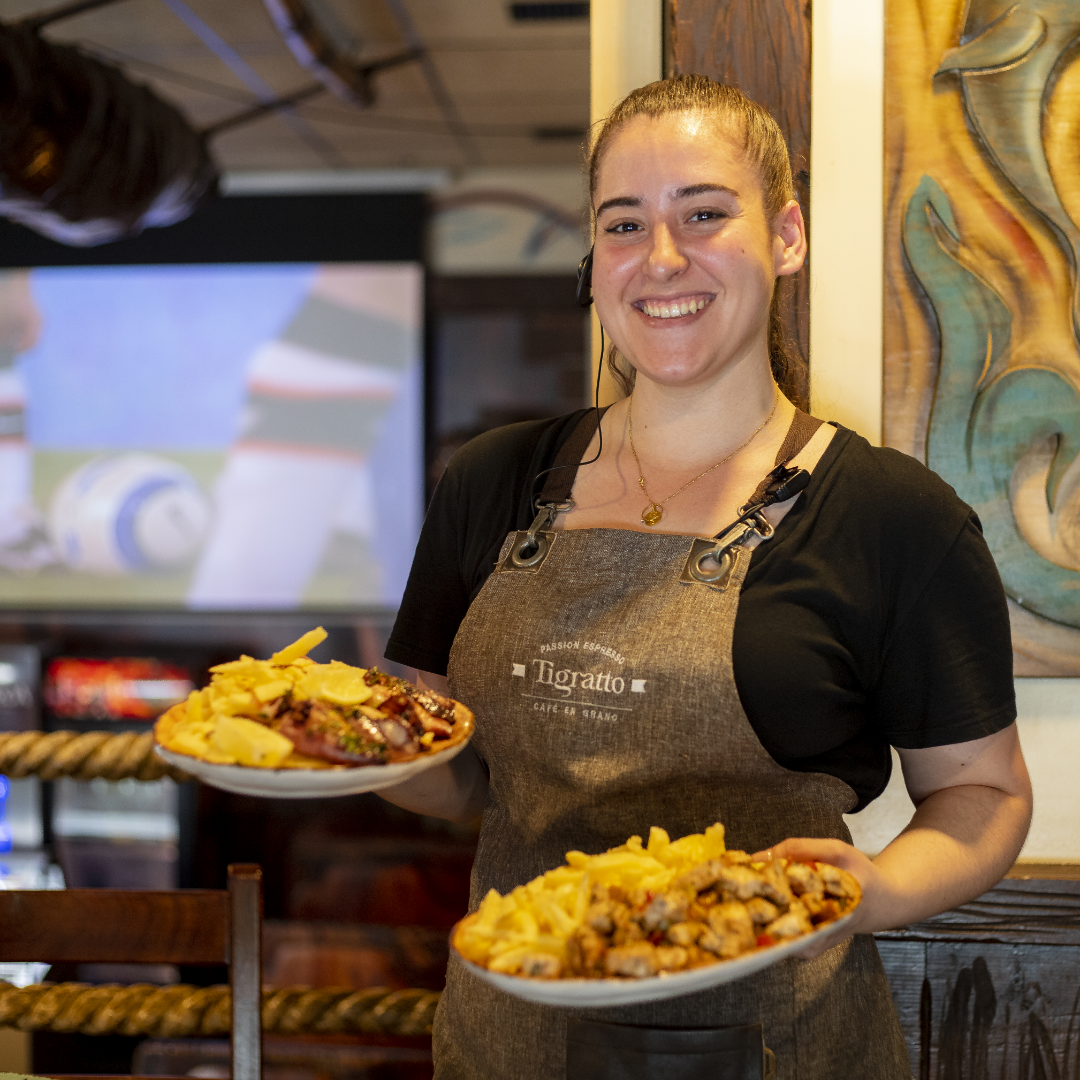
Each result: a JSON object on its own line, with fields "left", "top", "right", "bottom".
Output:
{"left": 435, "top": 412, "right": 912, "bottom": 1080}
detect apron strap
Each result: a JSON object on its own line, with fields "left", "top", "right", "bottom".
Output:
{"left": 745, "top": 410, "right": 824, "bottom": 506}
{"left": 773, "top": 409, "right": 823, "bottom": 468}
{"left": 537, "top": 407, "right": 608, "bottom": 505}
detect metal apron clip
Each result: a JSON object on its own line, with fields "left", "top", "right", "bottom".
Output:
{"left": 499, "top": 500, "right": 573, "bottom": 573}
{"left": 680, "top": 511, "right": 774, "bottom": 589}
{"left": 680, "top": 465, "right": 811, "bottom": 589}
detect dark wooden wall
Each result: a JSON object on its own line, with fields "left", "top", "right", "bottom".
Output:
{"left": 665, "top": 0, "right": 812, "bottom": 366}
{"left": 877, "top": 873, "right": 1080, "bottom": 1078}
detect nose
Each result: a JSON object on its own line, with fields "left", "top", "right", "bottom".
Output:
{"left": 646, "top": 223, "right": 688, "bottom": 279}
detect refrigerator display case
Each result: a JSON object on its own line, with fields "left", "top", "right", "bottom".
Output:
{"left": 41, "top": 655, "right": 191, "bottom": 894}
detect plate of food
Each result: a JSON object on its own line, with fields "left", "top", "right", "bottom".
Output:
{"left": 452, "top": 822, "right": 860, "bottom": 1006}
{"left": 154, "top": 628, "right": 474, "bottom": 798}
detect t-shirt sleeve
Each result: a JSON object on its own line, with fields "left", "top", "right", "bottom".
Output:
{"left": 385, "top": 412, "right": 588, "bottom": 676}
{"left": 384, "top": 463, "right": 472, "bottom": 676}
{"left": 873, "top": 511, "right": 1017, "bottom": 748}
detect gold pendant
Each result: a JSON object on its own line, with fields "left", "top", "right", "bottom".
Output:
{"left": 642, "top": 504, "right": 663, "bottom": 526}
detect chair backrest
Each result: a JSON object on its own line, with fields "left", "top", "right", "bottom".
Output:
{"left": 0, "top": 863, "right": 263, "bottom": 1080}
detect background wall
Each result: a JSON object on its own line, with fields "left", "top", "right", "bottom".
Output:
{"left": 593, "top": 0, "right": 1080, "bottom": 861}
{"left": 806, "top": 0, "right": 1080, "bottom": 861}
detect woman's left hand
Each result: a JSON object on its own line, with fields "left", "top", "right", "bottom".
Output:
{"left": 749, "top": 838, "right": 887, "bottom": 958}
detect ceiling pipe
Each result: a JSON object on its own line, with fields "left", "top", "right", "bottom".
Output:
{"left": 377, "top": 0, "right": 480, "bottom": 165}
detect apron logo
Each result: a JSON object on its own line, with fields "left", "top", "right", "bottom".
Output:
{"left": 515, "top": 646, "right": 641, "bottom": 721}
{"left": 532, "top": 659, "right": 633, "bottom": 697}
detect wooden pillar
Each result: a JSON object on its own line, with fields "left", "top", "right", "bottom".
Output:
{"left": 667, "top": 0, "right": 812, "bottom": 374}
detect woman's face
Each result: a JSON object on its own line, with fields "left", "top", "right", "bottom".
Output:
{"left": 591, "top": 111, "right": 805, "bottom": 390}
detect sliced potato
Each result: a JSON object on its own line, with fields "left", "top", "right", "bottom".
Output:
{"left": 209, "top": 715, "right": 294, "bottom": 768}
{"left": 294, "top": 664, "right": 372, "bottom": 707}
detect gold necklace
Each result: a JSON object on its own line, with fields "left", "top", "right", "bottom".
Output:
{"left": 627, "top": 390, "right": 778, "bottom": 526}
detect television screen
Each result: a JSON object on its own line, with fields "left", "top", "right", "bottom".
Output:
{"left": 0, "top": 261, "right": 423, "bottom": 610}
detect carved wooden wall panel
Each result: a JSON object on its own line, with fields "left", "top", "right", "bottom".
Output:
{"left": 665, "top": 0, "right": 811, "bottom": 368}
{"left": 884, "top": 0, "right": 1080, "bottom": 673}
{"left": 877, "top": 876, "right": 1080, "bottom": 1077}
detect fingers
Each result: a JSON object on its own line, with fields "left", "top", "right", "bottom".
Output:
{"left": 752, "top": 837, "right": 864, "bottom": 870}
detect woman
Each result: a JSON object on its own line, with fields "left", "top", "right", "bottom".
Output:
{"left": 382, "top": 77, "right": 1032, "bottom": 1079}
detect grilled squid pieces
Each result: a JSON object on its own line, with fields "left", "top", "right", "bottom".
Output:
{"left": 154, "top": 628, "right": 473, "bottom": 770}
{"left": 453, "top": 823, "right": 860, "bottom": 980}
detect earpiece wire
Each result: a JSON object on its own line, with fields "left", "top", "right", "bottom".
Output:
{"left": 529, "top": 322, "right": 606, "bottom": 511}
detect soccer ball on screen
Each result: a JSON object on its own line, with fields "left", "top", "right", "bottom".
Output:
{"left": 49, "top": 454, "right": 211, "bottom": 574}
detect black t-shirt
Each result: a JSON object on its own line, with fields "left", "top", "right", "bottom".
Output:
{"left": 386, "top": 411, "right": 1017, "bottom": 811}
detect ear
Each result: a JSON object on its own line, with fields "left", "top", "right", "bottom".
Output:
{"left": 772, "top": 200, "right": 807, "bottom": 278}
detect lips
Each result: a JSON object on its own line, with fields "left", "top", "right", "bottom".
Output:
{"left": 636, "top": 296, "right": 714, "bottom": 319}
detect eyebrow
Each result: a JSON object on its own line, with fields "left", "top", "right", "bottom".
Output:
{"left": 676, "top": 183, "right": 739, "bottom": 199}
{"left": 594, "top": 183, "right": 740, "bottom": 217}
{"left": 595, "top": 196, "right": 640, "bottom": 216}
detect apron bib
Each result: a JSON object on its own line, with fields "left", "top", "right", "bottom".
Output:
{"left": 433, "top": 414, "right": 912, "bottom": 1080}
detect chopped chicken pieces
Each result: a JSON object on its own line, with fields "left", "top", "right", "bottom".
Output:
{"left": 706, "top": 902, "right": 756, "bottom": 958}
{"left": 764, "top": 899, "right": 813, "bottom": 940}
{"left": 566, "top": 926, "right": 606, "bottom": 976}
{"left": 666, "top": 921, "right": 706, "bottom": 947}
{"left": 642, "top": 890, "right": 690, "bottom": 931}
{"left": 676, "top": 857, "right": 724, "bottom": 893}
{"left": 654, "top": 945, "right": 690, "bottom": 972}
{"left": 744, "top": 897, "right": 780, "bottom": 926}
{"left": 759, "top": 861, "right": 795, "bottom": 908}
{"left": 605, "top": 941, "right": 660, "bottom": 978}
{"left": 785, "top": 861, "right": 824, "bottom": 896}
{"left": 494, "top": 855, "right": 858, "bottom": 982}
{"left": 520, "top": 953, "right": 561, "bottom": 978}
{"left": 584, "top": 902, "right": 615, "bottom": 934}
{"left": 716, "top": 864, "right": 770, "bottom": 901}
{"left": 819, "top": 863, "right": 860, "bottom": 900}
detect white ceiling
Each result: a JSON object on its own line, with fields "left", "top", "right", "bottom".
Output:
{"left": 0, "top": 0, "right": 590, "bottom": 173}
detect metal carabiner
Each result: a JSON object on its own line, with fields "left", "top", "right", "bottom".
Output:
{"left": 680, "top": 511, "right": 774, "bottom": 588}
{"left": 502, "top": 500, "right": 573, "bottom": 572}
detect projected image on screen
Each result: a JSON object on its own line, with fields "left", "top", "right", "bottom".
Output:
{"left": 0, "top": 263, "right": 423, "bottom": 610}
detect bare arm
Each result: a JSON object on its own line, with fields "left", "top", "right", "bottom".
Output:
{"left": 761, "top": 723, "right": 1032, "bottom": 956}
{"left": 373, "top": 670, "right": 489, "bottom": 824}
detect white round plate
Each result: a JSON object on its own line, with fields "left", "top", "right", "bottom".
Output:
{"left": 454, "top": 907, "right": 856, "bottom": 1006}
{"left": 155, "top": 738, "right": 471, "bottom": 799}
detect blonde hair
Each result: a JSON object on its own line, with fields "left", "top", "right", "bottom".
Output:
{"left": 588, "top": 75, "right": 807, "bottom": 408}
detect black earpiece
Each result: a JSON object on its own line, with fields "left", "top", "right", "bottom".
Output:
{"left": 576, "top": 247, "right": 593, "bottom": 308}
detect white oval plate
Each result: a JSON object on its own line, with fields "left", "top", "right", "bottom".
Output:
{"left": 454, "top": 907, "right": 856, "bottom": 1006}
{"left": 155, "top": 738, "right": 471, "bottom": 799}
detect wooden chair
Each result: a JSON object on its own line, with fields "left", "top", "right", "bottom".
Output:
{"left": 0, "top": 863, "right": 262, "bottom": 1080}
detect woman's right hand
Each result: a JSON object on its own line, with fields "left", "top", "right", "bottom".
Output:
{"left": 373, "top": 670, "right": 488, "bottom": 823}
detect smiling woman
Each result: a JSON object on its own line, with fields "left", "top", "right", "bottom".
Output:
{"left": 588, "top": 78, "right": 808, "bottom": 410}
{"left": 377, "top": 75, "right": 1031, "bottom": 1080}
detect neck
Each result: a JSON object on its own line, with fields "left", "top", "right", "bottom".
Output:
{"left": 622, "top": 356, "right": 788, "bottom": 470}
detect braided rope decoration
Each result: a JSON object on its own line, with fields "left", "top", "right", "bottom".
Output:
{"left": 0, "top": 731, "right": 189, "bottom": 783}
{"left": 0, "top": 982, "right": 439, "bottom": 1037}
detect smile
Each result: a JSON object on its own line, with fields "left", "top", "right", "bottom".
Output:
{"left": 636, "top": 296, "right": 714, "bottom": 319}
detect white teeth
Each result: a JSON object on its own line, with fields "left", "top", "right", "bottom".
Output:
{"left": 642, "top": 298, "right": 710, "bottom": 318}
